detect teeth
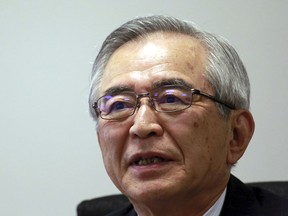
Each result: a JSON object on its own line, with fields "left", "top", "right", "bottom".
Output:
{"left": 136, "top": 157, "right": 164, "bottom": 165}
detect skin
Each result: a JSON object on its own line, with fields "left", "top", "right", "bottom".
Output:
{"left": 96, "top": 32, "right": 255, "bottom": 216}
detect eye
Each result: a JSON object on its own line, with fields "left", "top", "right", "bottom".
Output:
{"left": 104, "top": 94, "right": 135, "bottom": 114}
{"left": 159, "top": 94, "right": 181, "bottom": 104}
{"left": 110, "top": 101, "right": 132, "bottom": 111}
{"left": 152, "top": 87, "right": 192, "bottom": 111}
{"left": 157, "top": 88, "right": 186, "bottom": 104}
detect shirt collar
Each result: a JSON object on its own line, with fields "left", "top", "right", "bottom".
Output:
{"left": 203, "top": 187, "right": 227, "bottom": 216}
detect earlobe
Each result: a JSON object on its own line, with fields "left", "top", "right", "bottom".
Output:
{"left": 227, "top": 109, "right": 255, "bottom": 165}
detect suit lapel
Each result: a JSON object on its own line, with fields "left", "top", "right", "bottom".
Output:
{"left": 220, "top": 175, "right": 261, "bottom": 216}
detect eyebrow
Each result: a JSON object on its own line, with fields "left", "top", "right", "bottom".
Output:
{"left": 103, "top": 86, "right": 134, "bottom": 96}
{"left": 152, "top": 78, "right": 192, "bottom": 89}
{"left": 103, "top": 78, "right": 193, "bottom": 96}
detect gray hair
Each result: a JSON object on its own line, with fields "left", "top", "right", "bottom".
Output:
{"left": 89, "top": 15, "right": 250, "bottom": 120}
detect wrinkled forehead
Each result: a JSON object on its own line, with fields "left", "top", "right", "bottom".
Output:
{"left": 99, "top": 32, "right": 208, "bottom": 93}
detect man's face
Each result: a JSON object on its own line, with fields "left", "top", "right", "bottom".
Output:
{"left": 96, "top": 33, "right": 232, "bottom": 203}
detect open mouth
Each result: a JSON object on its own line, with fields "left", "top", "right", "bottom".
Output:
{"left": 133, "top": 156, "right": 169, "bottom": 165}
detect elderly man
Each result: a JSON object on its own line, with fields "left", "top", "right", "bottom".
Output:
{"left": 88, "top": 15, "right": 287, "bottom": 216}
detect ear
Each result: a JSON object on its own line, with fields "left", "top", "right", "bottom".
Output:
{"left": 227, "top": 109, "right": 255, "bottom": 165}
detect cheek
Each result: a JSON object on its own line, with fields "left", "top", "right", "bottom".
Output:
{"left": 97, "top": 126, "right": 122, "bottom": 186}
{"left": 98, "top": 121, "right": 128, "bottom": 148}
{"left": 168, "top": 112, "right": 220, "bottom": 162}
{"left": 197, "top": 118, "right": 229, "bottom": 167}
{"left": 164, "top": 114, "right": 205, "bottom": 156}
{"left": 97, "top": 122, "right": 129, "bottom": 170}
{"left": 98, "top": 126, "right": 119, "bottom": 159}
{"left": 98, "top": 124, "right": 110, "bottom": 150}
{"left": 178, "top": 114, "right": 209, "bottom": 142}
{"left": 97, "top": 129, "right": 113, "bottom": 169}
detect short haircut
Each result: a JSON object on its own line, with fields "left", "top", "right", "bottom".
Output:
{"left": 89, "top": 15, "right": 250, "bottom": 120}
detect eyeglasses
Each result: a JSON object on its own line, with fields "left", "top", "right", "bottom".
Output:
{"left": 93, "top": 85, "right": 235, "bottom": 120}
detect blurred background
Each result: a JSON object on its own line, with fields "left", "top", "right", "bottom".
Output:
{"left": 1, "top": 0, "right": 287, "bottom": 215}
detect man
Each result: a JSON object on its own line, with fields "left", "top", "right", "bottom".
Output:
{"left": 88, "top": 15, "right": 288, "bottom": 215}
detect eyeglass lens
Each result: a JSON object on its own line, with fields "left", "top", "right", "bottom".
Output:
{"left": 97, "top": 86, "right": 193, "bottom": 120}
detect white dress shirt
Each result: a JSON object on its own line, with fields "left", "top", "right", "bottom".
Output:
{"left": 203, "top": 188, "right": 227, "bottom": 216}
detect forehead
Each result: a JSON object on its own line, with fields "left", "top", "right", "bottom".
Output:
{"left": 100, "top": 32, "right": 208, "bottom": 94}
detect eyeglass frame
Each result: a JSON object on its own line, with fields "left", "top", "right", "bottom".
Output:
{"left": 92, "top": 85, "right": 235, "bottom": 120}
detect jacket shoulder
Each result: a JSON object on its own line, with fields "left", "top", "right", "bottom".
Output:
{"left": 221, "top": 175, "right": 288, "bottom": 216}
{"left": 105, "top": 204, "right": 136, "bottom": 216}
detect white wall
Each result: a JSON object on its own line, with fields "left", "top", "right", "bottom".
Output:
{"left": 1, "top": 1, "right": 287, "bottom": 215}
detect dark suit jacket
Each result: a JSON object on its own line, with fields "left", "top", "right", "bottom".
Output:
{"left": 104, "top": 175, "right": 288, "bottom": 216}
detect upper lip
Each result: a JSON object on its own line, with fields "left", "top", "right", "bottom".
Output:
{"left": 128, "top": 151, "right": 174, "bottom": 165}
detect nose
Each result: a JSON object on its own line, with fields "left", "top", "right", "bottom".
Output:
{"left": 129, "top": 98, "right": 164, "bottom": 139}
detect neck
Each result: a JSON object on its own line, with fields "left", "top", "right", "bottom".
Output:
{"left": 130, "top": 186, "right": 226, "bottom": 216}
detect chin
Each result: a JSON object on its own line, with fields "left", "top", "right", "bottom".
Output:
{"left": 123, "top": 179, "right": 182, "bottom": 203}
